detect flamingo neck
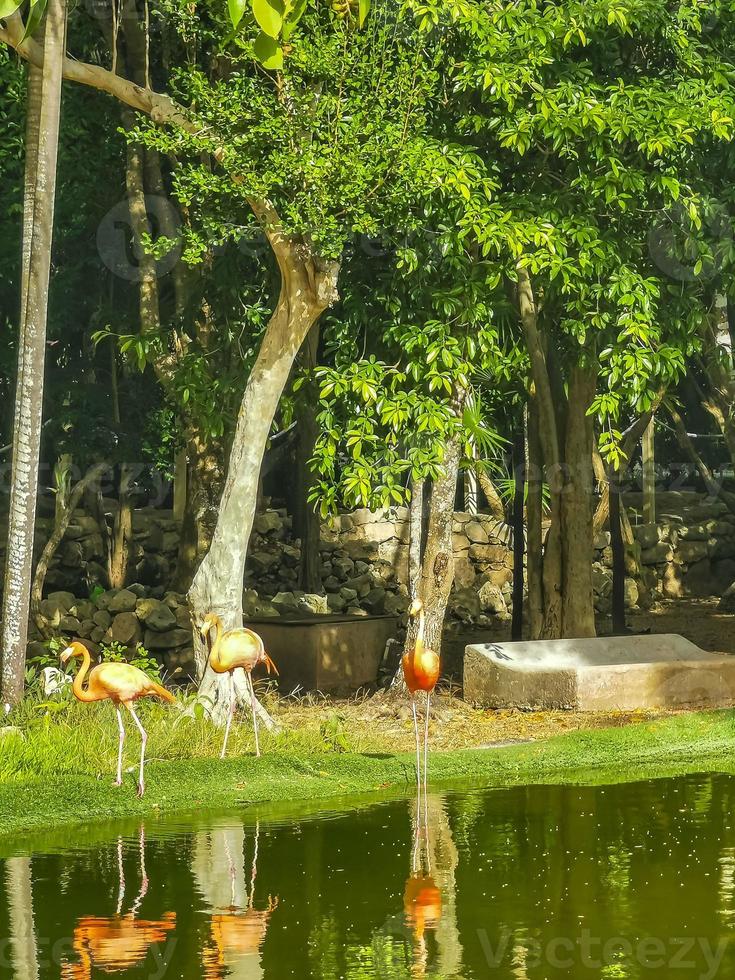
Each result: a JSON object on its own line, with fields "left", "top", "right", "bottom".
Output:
{"left": 414, "top": 609, "right": 426, "bottom": 657}
{"left": 209, "top": 616, "right": 224, "bottom": 667}
{"left": 72, "top": 648, "right": 97, "bottom": 702}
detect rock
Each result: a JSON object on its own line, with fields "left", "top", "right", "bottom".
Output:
{"left": 95, "top": 589, "right": 119, "bottom": 610}
{"left": 250, "top": 552, "right": 280, "bottom": 574}
{"left": 593, "top": 531, "right": 611, "bottom": 551}
{"left": 384, "top": 592, "right": 409, "bottom": 616}
{"left": 128, "top": 583, "right": 149, "bottom": 598}
{"left": 90, "top": 627, "right": 108, "bottom": 644}
{"left": 145, "top": 602, "right": 178, "bottom": 632}
{"left": 477, "top": 581, "right": 508, "bottom": 616}
{"left": 662, "top": 563, "right": 683, "bottom": 599}
{"left": 465, "top": 521, "right": 489, "bottom": 545}
{"left": 111, "top": 612, "right": 143, "bottom": 646}
{"left": 46, "top": 591, "right": 76, "bottom": 614}
{"left": 592, "top": 563, "right": 613, "bottom": 596}
{"left": 272, "top": 591, "right": 299, "bottom": 613}
{"left": 640, "top": 542, "right": 672, "bottom": 565}
{"left": 340, "top": 587, "right": 358, "bottom": 602}
{"left": 449, "top": 587, "right": 481, "bottom": 622}
{"left": 624, "top": 577, "right": 639, "bottom": 609}
{"left": 59, "top": 615, "right": 82, "bottom": 633}
{"left": 136, "top": 554, "right": 170, "bottom": 586}
{"left": 679, "top": 523, "right": 713, "bottom": 541}
{"left": 469, "top": 544, "right": 510, "bottom": 563}
{"left": 60, "top": 541, "right": 83, "bottom": 568}
{"left": 332, "top": 556, "right": 355, "bottom": 578}
{"left": 327, "top": 593, "right": 347, "bottom": 612}
{"left": 144, "top": 628, "right": 193, "bottom": 650}
{"left": 108, "top": 589, "right": 138, "bottom": 614}
{"left": 678, "top": 540, "right": 709, "bottom": 563}
{"left": 254, "top": 511, "right": 283, "bottom": 535}
{"left": 708, "top": 537, "right": 735, "bottom": 561}
{"left": 296, "top": 593, "right": 330, "bottom": 615}
{"left": 93, "top": 609, "right": 112, "bottom": 629}
{"left": 711, "top": 560, "right": 735, "bottom": 594}
{"left": 684, "top": 559, "right": 715, "bottom": 598}
{"left": 362, "top": 522, "right": 398, "bottom": 544}
{"left": 362, "top": 588, "right": 387, "bottom": 613}
{"left": 77, "top": 619, "right": 96, "bottom": 639}
{"left": 323, "top": 576, "right": 340, "bottom": 592}
{"left": 71, "top": 599, "right": 95, "bottom": 620}
{"left": 453, "top": 557, "right": 476, "bottom": 589}
{"left": 634, "top": 524, "right": 662, "bottom": 550}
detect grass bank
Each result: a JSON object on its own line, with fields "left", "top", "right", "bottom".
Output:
{"left": 2, "top": 707, "right": 735, "bottom": 838}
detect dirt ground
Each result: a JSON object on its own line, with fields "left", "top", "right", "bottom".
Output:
{"left": 275, "top": 598, "right": 733, "bottom": 754}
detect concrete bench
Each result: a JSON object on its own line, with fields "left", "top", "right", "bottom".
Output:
{"left": 464, "top": 634, "right": 735, "bottom": 711}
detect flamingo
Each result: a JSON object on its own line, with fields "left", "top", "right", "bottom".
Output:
{"left": 200, "top": 614, "right": 278, "bottom": 759}
{"left": 402, "top": 598, "right": 440, "bottom": 801}
{"left": 60, "top": 640, "right": 176, "bottom": 796}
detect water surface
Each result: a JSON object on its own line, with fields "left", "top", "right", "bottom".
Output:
{"left": 2, "top": 772, "right": 735, "bottom": 977}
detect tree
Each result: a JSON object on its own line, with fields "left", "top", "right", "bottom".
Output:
{"left": 1, "top": 0, "right": 66, "bottom": 706}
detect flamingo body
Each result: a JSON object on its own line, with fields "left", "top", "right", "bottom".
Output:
{"left": 402, "top": 647, "right": 440, "bottom": 694}
{"left": 404, "top": 873, "right": 442, "bottom": 937}
{"left": 61, "top": 641, "right": 175, "bottom": 796}
{"left": 201, "top": 614, "right": 277, "bottom": 758}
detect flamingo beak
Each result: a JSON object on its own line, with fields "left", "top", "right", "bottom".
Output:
{"left": 263, "top": 653, "right": 279, "bottom": 676}
{"left": 60, "top": 647, "right": 74, "bottom": 666}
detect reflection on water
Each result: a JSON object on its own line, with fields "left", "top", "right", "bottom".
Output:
{"left": 59, "top": 830, "right": 176, "bottom": 978}
{"left": 3, "top": 772, "right": 735, "bottom": 977}
{"left": 194, "top": 821, "right": 278, "bottom": 978}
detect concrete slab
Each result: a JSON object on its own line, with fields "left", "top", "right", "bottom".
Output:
{"left": 463, "top": 634, "right": 735, "bottom": 711}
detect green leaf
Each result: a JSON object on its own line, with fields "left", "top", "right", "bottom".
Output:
{"left": 228, "top": 0, "right": 248, "bottom": 29}
{"left": 0, "top": 0, "right": 22, "bottom": 16}
{"left": 357, "top": 0, "right": 370, "bottom": 27}
{"left": 22, "top": 0, "right": 47, "bottom": 40}
{"left": 282, "top": 0, "right": 306, "bottom": 40}
{"left": 252, "top": 0, "right": 284, "bottom": 38}
{"left": 253, "top": 31, "right": 284, "bottom": 67}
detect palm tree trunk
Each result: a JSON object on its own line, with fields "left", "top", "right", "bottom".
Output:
{"left": 1, "top": 0, "right": 66, "bottom": 706}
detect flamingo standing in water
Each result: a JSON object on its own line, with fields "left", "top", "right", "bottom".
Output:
{"left": 402, "top": 599, "right": 440, "bottom": 799}
{"left": 200, "top": 614, "right": 278, "bottom": 759}
{"left": 61, "top": 641, "right": 176, "bottom": 796}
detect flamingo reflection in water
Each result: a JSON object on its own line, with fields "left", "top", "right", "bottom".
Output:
{"left": 60, "top": 828, "right": 176, "bottom": 978}
{"left": 398, "top": 788, "right": 464, "bottom": 978}
{"left": 195, "top": 820, "right": 279, "bottom": 978}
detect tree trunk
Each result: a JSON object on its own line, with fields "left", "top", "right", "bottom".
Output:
{"left": 476, "top": 468, "right": 506, "bottom": 522}
{"left": 5, "top": 857, "right": 39, "bottom": 979}
{"left": 526, "top": 390, "right": 544, "bottom": 639}
{"left": 609, "top": 466, "right": 626, "bottom": 633}
{"left": 401, "top": 433, "right": 463, "bottom": 663}
{"left": 559, "top": 364, "right": 596, "bottom": 638}
{"left": 511, "top": 421, "right": 525, "bottom": 640}
{"left": 295, "top": 323, "right": 322, "bottom": 593}
{"left": 108, "top": 463, "right": 135, "bottom": 589}
{"left": 188, "top": 223, "right": 339, "bottom": 720}
{"left": 1, "top": 0, "right": 65, "bottom": 707}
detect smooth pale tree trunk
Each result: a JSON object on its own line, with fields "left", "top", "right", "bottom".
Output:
{"left": 189, "top": 216, "right": 339, "bottom": 719}
{"left": 526, "top": 391, "right": 544, "bottom": 639}
{"left": 609, "top": 466, "right": 626, "bottom": 633}
{"left": 1, "top": 0, "right": 66, "bottom": 706}
{"left": 295, "top": 323, "right": 322, "bottom": 593}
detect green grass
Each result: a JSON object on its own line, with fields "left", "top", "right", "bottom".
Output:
{"left": 2, "top": 701, "right": 735, "bottom": 839}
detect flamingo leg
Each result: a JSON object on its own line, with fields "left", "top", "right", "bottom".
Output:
{"left": 221, "top": 671, "right": 236, "bottom": 759}
{"left": 411, "top": 696, "right": 421, "bottom": 800}
{"left": 127, "top": 704, "right": 148, "bottom": 797}
{"left": 423, "top": 691, "right": 431, "bottom": 803}
{"left": 115, "top": 707, "right": 125, "bottom": 786}
{"left": 248, "top": 671, "right": 261, "bottom": 758}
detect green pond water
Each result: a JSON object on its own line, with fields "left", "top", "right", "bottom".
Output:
{"left": 2, "top": 771, "right": 735, "bottom": 978}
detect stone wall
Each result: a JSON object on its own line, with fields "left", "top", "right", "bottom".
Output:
{"left": 13, "top": 491, "right": 735, "bottom": 674}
